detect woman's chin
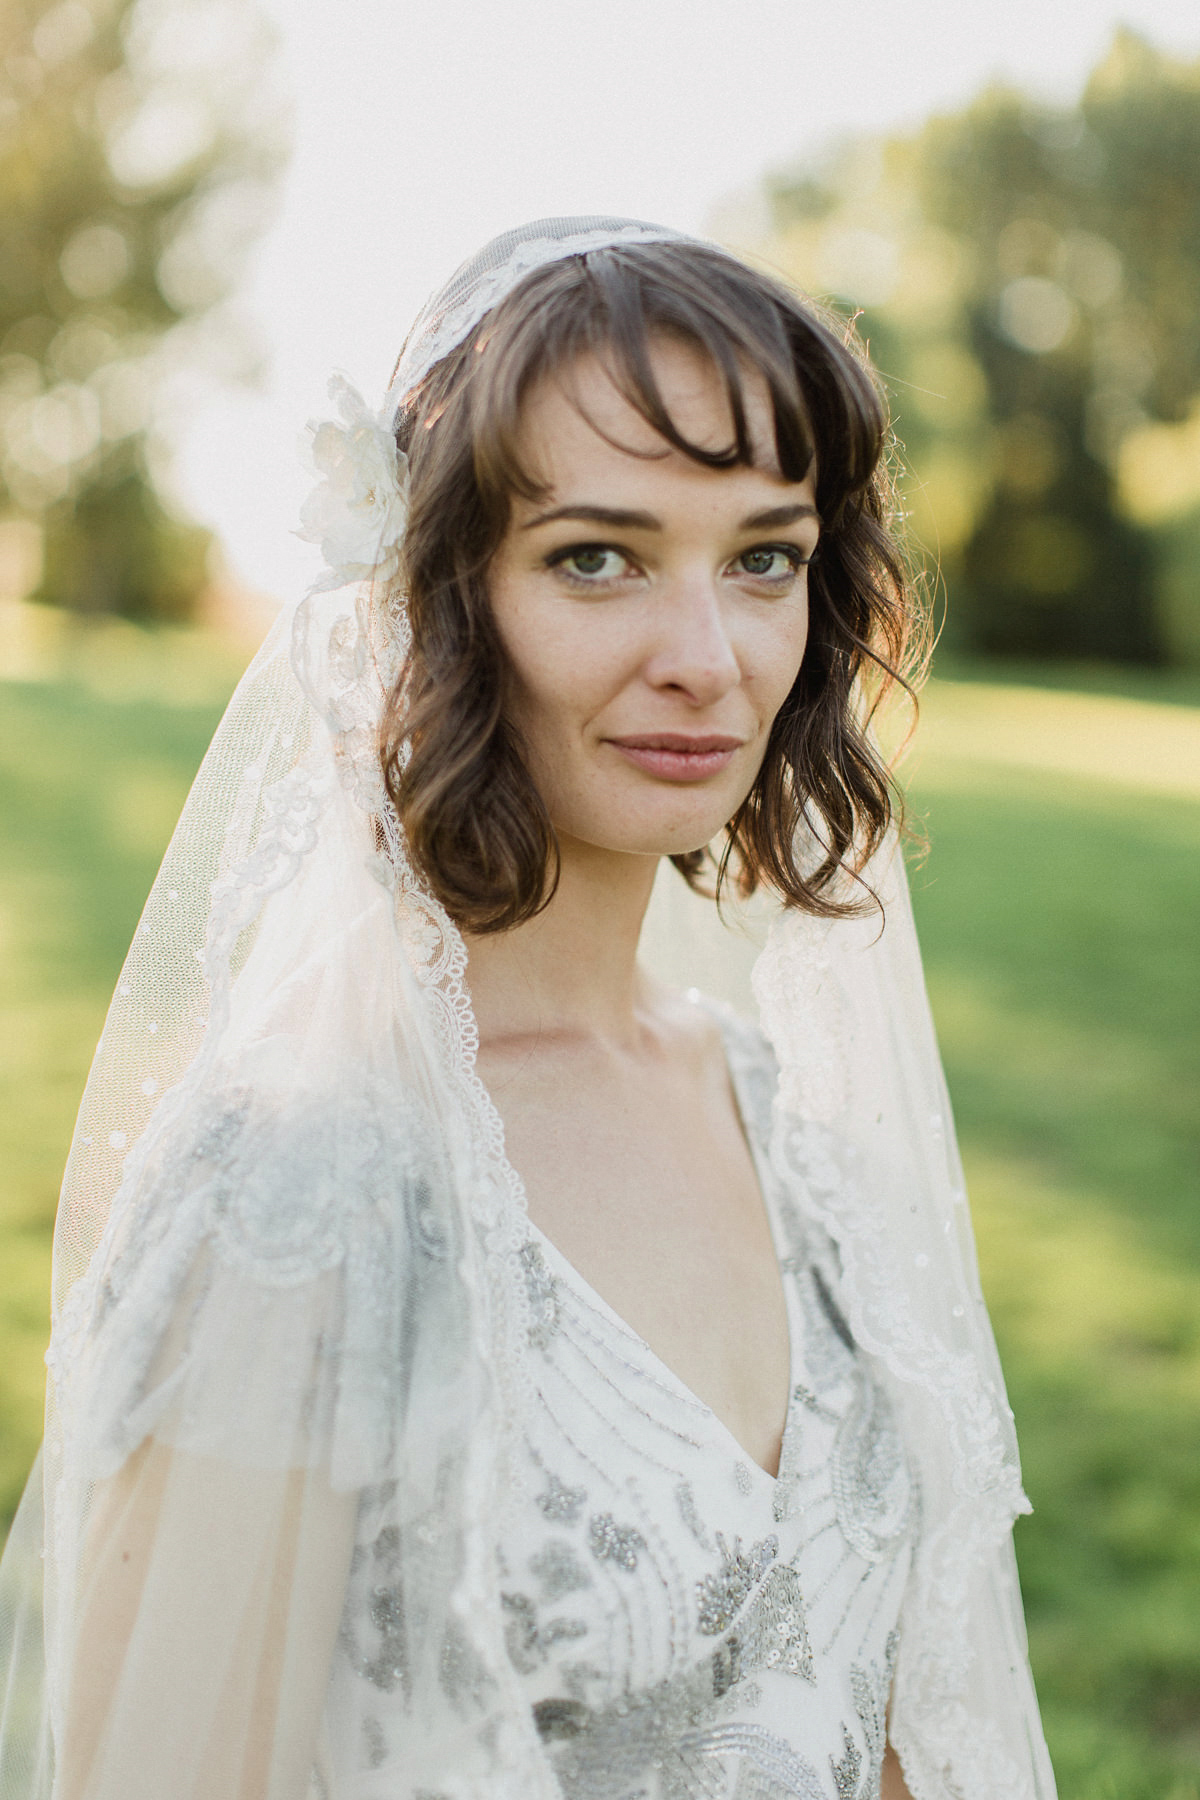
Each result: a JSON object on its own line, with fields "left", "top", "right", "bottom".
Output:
{"left": 555, "top": 819, "right": 728, "bottom": 865}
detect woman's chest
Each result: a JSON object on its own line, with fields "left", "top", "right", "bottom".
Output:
{"left": 480, "top": 1033, "right": 792, "bottom": 1477}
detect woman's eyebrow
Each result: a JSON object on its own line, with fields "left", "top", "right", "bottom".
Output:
{"left": 741, "top": 503, "right": 820, "bottom": 529}
{"left": 521, "top": 503, "right": 659, "bottom": 531}
{"left": 521, "top": 501, "right": 820, "bottom": 532}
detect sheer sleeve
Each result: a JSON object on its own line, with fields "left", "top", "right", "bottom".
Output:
{"left": 52, "top": 1057, "right": 460, "bottom": 1495}
{"left": 57, "top": 1443, "right": 356, "bottom": 1800}
{"left": 33, "top": 1053, "right": 477, "bottom": 1800}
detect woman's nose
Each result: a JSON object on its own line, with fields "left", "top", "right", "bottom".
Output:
{"left": 644, "top": 574, "right": 741, "bottom": 704}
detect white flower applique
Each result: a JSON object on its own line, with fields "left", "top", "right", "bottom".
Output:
{"left": 298, "top": 374, "right": 409, "bottom": 593}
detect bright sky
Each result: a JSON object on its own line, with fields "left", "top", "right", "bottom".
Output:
{"left": 173, "top": 0, "right": 1200, "bottom": 603}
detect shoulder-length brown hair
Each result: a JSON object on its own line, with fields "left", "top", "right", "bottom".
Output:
{"left": 382, "top": 239, "right": 924, "bottom": 934}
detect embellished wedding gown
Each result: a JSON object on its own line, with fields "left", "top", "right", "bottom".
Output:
{"left": 333, "top": 1012, "right": 916, "bottom": 1800}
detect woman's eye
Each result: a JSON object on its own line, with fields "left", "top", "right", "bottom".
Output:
{"left": 550, "top": 545, "right": 630, "bottom": 583}
{"left": 737, "top": 545, "right": 807, "bottom": 581}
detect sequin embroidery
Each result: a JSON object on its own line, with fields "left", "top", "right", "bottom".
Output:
{"left": 339, "top": 1524, "right": 408, "bottom": 1695}
{"left": 696, "top": 1534, "right": 779, "bottom": 1634}
{"left": 675, "top": 1480, "right": 713, "bottom": 1549}
{"left": 531, "top": 1540, "right": 593, "bottom": 1601}
{"left": 831, "top": 1373, "right": 913, "bottom": 1564}
{"left": 538, "top": 1470, "right": 588, "bottom": 1523}
{"left": 588, "top": 1513, "right": 647, "bottom": 1570}
{"left": 537, "top": 1563, "right": 822, "bottom": 1799}
{"left": 520, "top": 1241, "right": 561, "bottom": 1351}
{"left": 502, "top": 1592, "right": 590, "bottom": 1675}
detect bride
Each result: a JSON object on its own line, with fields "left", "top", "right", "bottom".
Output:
{"left": 0, "top": 218, "right": 1055, "bottom": 1800}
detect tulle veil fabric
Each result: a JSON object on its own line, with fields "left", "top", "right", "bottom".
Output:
{"left": 0, "top": 219, "right": 1055, "bottom": 1800}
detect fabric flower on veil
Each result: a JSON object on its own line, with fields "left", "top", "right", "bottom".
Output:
{"left": 298, "top": 373, "right": 410, "bottom": 593}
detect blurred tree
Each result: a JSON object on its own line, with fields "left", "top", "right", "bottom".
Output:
{"left": 0, "top": 0, "right": 284, "bottom": 620}
{"left": 761, "top": 30, "right": 1200, "bottom": 666}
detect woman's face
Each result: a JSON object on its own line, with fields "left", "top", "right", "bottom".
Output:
{"left": 487, "top": 336, "right": 819, "bottom": 864}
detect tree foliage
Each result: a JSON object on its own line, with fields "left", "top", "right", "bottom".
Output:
{"left": 0, "top": 0, "right": 284, "bottom": 619}
{"left": 762, "top": 30, "right": 1200, "bottom": 665}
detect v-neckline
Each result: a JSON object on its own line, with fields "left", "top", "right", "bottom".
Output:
{"left": 495, "top": 1005, "right": 800, "bottom": 1486}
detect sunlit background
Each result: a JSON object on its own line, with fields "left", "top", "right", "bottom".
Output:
{"left": 1, "top": 3, "right": 1199, "bottom": 1796}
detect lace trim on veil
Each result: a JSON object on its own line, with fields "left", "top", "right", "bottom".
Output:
{"left": 754, "top": 891, "right": 1039, "bottom": 1800}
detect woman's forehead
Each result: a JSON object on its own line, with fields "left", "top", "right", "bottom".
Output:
{"left": 514, "top": 339, "right": 785, "bottom": 485}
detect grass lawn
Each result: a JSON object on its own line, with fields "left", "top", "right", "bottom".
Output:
{"left": 0, "top": 621, "right": 247, "bottom": 1515}
{"left": 0, "top": 628, "right": 1197, "bottom": 1796}
{"left": 904, "top": 741, "right": 1200, "bottom": 1800}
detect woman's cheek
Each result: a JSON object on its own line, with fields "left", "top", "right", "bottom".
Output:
{"left": 743, "top": 624, "right": 808, "bottom": 722}
{"left": 764, "top": 604, "right": 810, "bottom": 705}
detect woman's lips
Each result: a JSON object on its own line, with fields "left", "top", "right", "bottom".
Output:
{"left": 606, "top": 733, "right": 744, "bottom": 782}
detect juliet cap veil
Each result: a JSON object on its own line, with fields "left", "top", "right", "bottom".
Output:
{"left": 0, "top": 216, "right": 1055, "bottom": 1800}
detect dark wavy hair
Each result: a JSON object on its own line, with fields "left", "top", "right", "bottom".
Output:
{"left": 381, "top": 239, "right": 924, "bottom": 933}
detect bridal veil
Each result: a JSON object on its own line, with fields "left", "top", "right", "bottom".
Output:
{"left": 0, "top": 218, "right": 1055, "bottom": 1800}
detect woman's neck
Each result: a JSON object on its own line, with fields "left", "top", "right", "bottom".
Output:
{"left": 464, "top": 836, "right": 661, "bottom": 1050}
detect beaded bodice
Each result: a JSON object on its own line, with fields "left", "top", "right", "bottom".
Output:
{"left": 495, "top": 1015, "right": 917, "bottom": 1800}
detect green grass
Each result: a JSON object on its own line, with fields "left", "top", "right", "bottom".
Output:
{"left": 0, "top": 634, "right": 243, "bottom": 1515}
{"left": 1, "top": 638, "right": 1197, "bottom": 1796}
{"left": 906, "top": 745, "right": 1200, "bottom": 1798}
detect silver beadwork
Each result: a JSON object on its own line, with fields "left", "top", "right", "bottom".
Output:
{"left": 531, "top": 1540, "right": 592, "bottom": 1601}
{"left": 588, "top": 1513, "right": 646, "bottom": 1571}
{"left": 537, "top": 1469, "right": 588, "bottom": 1524}
{"left": 520, "top": 1241, "right": 561, "bottom": 1351}
{"left": 695, "top": 1535, "right": 779, "bottom": 1635}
